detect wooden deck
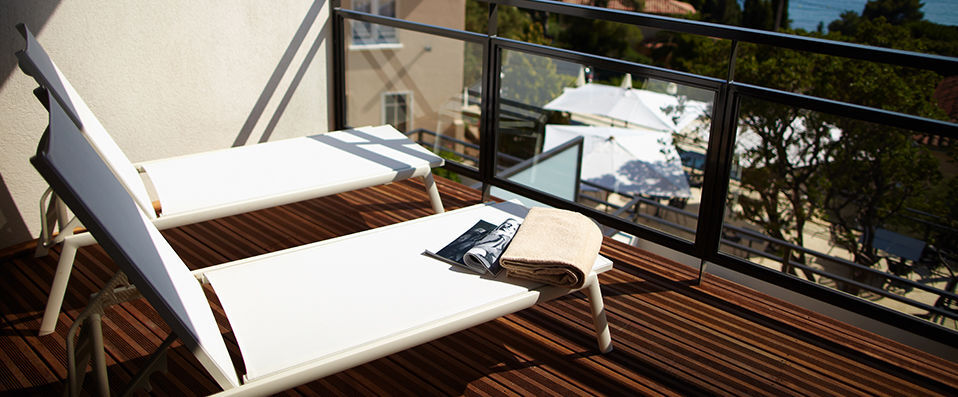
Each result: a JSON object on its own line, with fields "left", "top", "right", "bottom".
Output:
{"left": 1, "top": 177, "right": 956, "bottom": 396}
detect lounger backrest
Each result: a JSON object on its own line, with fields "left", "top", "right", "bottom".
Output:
{"left": 31, "top": 94, "right": 240, "bottom": 390}
{"left": 16, "top": 24, "right": 158, "bottom": 220}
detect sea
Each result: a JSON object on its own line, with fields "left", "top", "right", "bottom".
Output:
{"left": 786, "top": 0, "right": 958, "bottom": 31}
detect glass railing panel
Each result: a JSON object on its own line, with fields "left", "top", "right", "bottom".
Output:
{"left": 490, "top": 1, "right": 952, "bottom": 124}
{"left": 721, "top": 96, "right": 958, "bottom": 327}
{"left": 495, "top": 48, "right": 716, "bottom": 242}
{"left": 705, "top": 42, "right": 950, "bottom": 124}
{"left": 345, "top": 23, "right": 482, "bottom": 173}
{"left": 491, "top": 137, "right": 584, "bottom": 208}
{"left": 491, "top": 5, "right": 736, "bottom": 78}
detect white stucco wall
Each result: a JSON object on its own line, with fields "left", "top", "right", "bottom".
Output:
{"left": 0, "top": 1, "right": 332, "bottom": 249}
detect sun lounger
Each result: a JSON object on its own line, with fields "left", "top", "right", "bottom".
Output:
{"left": 16, "top": 24, "right": 445, "bottom": 335}
{"left": 32, "top": 92, "right": 613, "bottom": 395}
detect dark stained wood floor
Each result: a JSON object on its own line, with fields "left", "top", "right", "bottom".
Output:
{"left": 1, "top": 177, "right": 956, "bottom": 396}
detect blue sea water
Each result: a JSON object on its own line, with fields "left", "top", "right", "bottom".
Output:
{"left": 787, "top": 0, "right": 958, "bottom": 31}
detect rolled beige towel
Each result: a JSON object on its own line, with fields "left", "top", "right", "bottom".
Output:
{"left": 500, "top": 207, "right": 602, "bottom": 288}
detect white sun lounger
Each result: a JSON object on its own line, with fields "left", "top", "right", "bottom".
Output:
{"left": 32, "top": 93, "right": 613, "bottom": 395}
{"left": 16, "top": 24, "right": 445, "bottom": 335}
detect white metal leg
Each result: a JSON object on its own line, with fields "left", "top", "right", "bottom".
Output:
{"left": 89, "top": 313, "right": 109, "bottom": 397}
{"left": 39, "top": 239, "right": 79, "bottom": 336}
{"left": 422, "top": 173, "right": 444, "bottom": 213}
{"left": 56, "top": 195, "right": 70, "bottom": 235}
{"left": 584, "top": 273, "right": 613, "bottom": 353}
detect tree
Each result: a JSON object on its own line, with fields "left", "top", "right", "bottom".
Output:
{"left": 735, "top": 101, "right": 836, "bottom": 280}
{"left": 742, "top": 0, "right": 776, "bottom": 30}
{"left": 672, "top": 2, "right": 951, "bottom": 280}
{"left": 812, "top": 13, "right": 948, "bottom": 273}
{"left": 819, "top": 124, "right": 940, "bottom": 270}
{"left": 689, "top": 0, "right": 742, "bottom": 26}
{"left": 673, "top": 37, "right": 833, "bottom": 279}
{"left": 685, "top": 0, "right": 788, "bottom": 30}
{"left": 463, "top": 2, "right": 550, "bottom": 87}
{"left": 862, "top": 0, "right": 925, "bottom": 25}
{"left": 551, "top": 13, "right": 649, "bottom": 67}
{"left": 830, "top": 0, "right": 957, "bottom": 56}
{"left": 500, "top": 51, "right": 569, "bottom": 108}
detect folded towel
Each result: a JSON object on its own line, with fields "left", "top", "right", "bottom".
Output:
{"left": 500, "top": 207, "right": 602, "bottom": 288}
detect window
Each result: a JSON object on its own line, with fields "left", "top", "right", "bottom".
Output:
{"left": 383, "top": 92, "right": 411, "bottom": 132}
{"left": 352, "top": 0, "right": 398, "bottom": 46}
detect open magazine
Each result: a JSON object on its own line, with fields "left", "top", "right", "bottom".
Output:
{"left": 424, "top": 218, "right": 521, "bottom": 275}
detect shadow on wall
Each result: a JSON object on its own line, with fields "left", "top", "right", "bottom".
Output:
{"left": 1, "top": 1, "right": 331, "bottom": 249}
{"left": 233, "top": 0, "right": 329, "bottom": 146}
{"left": 0, "top": 1, "right": 60, "bottom": 90}
{"left": 0, "top": 1, "right": 60, "bottom": 248}
{"left": 0, "top": 174, "right": 31, "bottom": 249}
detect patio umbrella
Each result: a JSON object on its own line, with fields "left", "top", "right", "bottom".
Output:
{"left": 544, "top": 83, "right": 679, "bottom": 132}
{"left": 544, "top": 125, "right": 692, "bottom": 198}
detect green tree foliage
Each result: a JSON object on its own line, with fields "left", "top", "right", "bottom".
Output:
{"left": 820, "top": 124, "right": 940, "bottom": 267}
{"left": 675, "top": 0, "right": 951, "bottom": 273}
{"left": 464, "top": 2, "right": 548, "bottom": 43}
{"left": 809, "top": 3, "right": 952, "bottom": 271}
{"left": 680, "top": 38, "right": 833, "bottom": 277}
{"left": 862, "top": 0, "right": 925, "bottom": 25}
{"left": 830, "top": 0, "right": 958, "bottom": 56}
{"left": 500, "top": 51, "right": 570, "bottom": 108}
{"left": 551, "top": 15, "right": 649, "bottom": 66}
{"left": 912, "top": 177, "right": 958, "bottom": 252}
{"left": 463, "top": 2, "right": 550, "bottom": 87}
{"left": 688, "top": 0, "right": 742, "bottom": 26}
{"left": 742, "top": 0, "right": 776, "bottom": 30}
{"left": 906, "top": 21, "right": 958, "bottom": 57}
{"left": 734, "top": 101, "right": 836, "bottom": 279}
{"left": 432, "top": 150, "right": 464, "bottom": 182}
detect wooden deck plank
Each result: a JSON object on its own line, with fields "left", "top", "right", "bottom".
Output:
{"left": 602, "top": 239, "right": 958, "bottom": 394}
{"left": 0, "top": 177, "right": 955, "bottom": 396}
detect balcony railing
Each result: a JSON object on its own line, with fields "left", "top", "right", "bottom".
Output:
{"left": 331, "top": 0, "right": 958, "bottom": 346}
{"left": 408, "top": 132, "right": 958, "bottom": 328}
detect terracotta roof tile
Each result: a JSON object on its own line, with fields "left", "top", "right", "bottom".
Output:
{"left": 562, "top": 0, "right": 696, "bottom": 16}
{"left": 934, "top": 75, "right": 958, "bottom": 122}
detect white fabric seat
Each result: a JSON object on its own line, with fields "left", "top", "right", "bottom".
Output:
{"left": 205, "top": 202, "right": 612, "bottom": 381}
{"left": 31, "top": 97, "right": 613, "bottom": 395}
{"left": 139, "top": 125, "right": 440, "bottom": 217}
{"left": 15, "top": 24, "right": 444, "bottom": 335}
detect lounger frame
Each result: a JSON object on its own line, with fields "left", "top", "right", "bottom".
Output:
{"left": 16, "top": 24, "right": 445, "bottom": 335}
{"left": 32, "top": 93, "right": 612, "bottom": 395}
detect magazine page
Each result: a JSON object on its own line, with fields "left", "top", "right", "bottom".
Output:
{"left": 462, "top": 218, "right": 520, "bottom": 275}
{"left": 425, "top": 220, "right": 496, "bottom": 271}
{"left": 424, "top": 218, "right": 520, "bottom": 275}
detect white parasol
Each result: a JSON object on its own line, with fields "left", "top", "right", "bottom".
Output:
{"left": 544, "top": 125, "right": 691, "bottom": 198}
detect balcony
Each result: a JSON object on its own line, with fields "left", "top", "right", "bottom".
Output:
{"left": 1, "top": 177, "right": 956, "bottom": 395}
{"left": 2, "top": 0, "right": 958, "bottom": 394}
{"left": 333, "top": 0, "right": 958, "bottom": 341}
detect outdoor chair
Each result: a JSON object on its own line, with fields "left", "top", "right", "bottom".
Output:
{"left": 16, "top": 24, "right": 445, "bottom": 335}
{"left": 32, "top": 93, "right": 613, "bottom": 395}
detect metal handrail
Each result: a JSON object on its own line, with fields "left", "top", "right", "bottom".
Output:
{"left": 485, "top": 0, "right": 958, "bottom": 74}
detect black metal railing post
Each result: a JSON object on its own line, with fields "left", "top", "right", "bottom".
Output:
{"left": 693, "top": 40, "right": 740, "bottom": 282}
{"left": 479, "top": 3, "right": 501, "bottom": 200}
{"left": 331, "top": 0, "right": 347, "bottom": 130}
